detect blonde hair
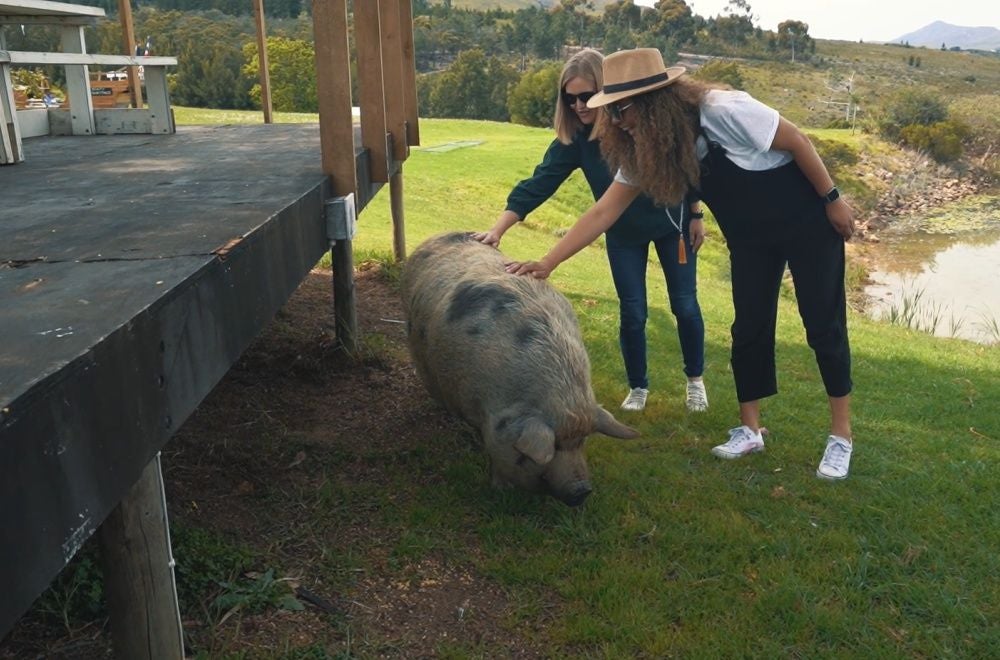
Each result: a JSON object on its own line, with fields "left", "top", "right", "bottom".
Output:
{"left": 596, "top": 76, "right": 715, "bottom": 206}
{"left": 554, "top": 48, "right": 604, "bottom": 145}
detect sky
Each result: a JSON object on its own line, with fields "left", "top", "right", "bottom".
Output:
{"left": 634, "top": 0, "right": 999, "bottom": 43}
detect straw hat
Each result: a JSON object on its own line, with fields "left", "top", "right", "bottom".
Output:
{"left": 586, "top": 48, "right": 686, "bottom": 108}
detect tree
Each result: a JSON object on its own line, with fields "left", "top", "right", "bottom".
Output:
{"left": 776, "top": 19, "right": 812, "bottom": 62}
{"left": 507, "top": 63, "right": 560, "bottom": 127}
{"left": 242, "top": 37, "right": 317, "bottom": 112}
{"left": 427, "top": 49, "right": 518, "bottom": 121}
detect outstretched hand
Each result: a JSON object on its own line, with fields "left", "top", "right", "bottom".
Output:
{"left": 505, "top": 259, "right": 554, "bottom": 279}
{"left": 472, "top": 230, "right": 502, "bottom": 248}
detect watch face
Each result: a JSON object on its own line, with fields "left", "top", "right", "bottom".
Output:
{"left": 824, "top": 187, "right": 840, "bottom": 203}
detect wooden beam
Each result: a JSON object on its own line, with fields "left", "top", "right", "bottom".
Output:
{"left": 97, "top": 453, "right": 184, "bottom": 660}
{"left": 397, "top": 0, "right": 419, "bottom": 146}
{"left": 251, "top": 0, "right": 273, "bottom": 124}
{"left": 354, "top": 0, "right": 389, "bottom": 183}
{"left": 377, "top": 0, "right": 406, "bottom": 163}
{"left": 116, "top": 0, "right": 142, "bottom": 109}
{"left": 0, "top": 51, "right": 176, "bottom": 66}
{"left": 311, "top": 0, "right": 355, "bottom": 197}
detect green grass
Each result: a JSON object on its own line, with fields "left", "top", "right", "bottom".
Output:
{"left": 343, "top": 118, "right": 1000, "bottom": 656}
{"left": 182, "top": 110, "right": 1000, "bottom": 655}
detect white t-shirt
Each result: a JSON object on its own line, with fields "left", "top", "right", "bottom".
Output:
{"left": 615, "top": 89, "right": 792, "bottom": 185}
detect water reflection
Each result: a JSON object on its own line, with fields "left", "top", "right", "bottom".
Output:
{"left": 865, "top": 227, "right": 1000, "bottom": 344}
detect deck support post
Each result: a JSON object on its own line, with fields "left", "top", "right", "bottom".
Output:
{"left": 326, "top": 195, "right": 359, "bottom": 356}
{"left": 97, "top": 453, "right": 184, "bottom": 660}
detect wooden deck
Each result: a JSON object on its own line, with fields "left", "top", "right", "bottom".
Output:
{"left": 0, "top": 124, "right": 356, "bottom": 634}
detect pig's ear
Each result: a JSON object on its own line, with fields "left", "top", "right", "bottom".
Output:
{"left": 594, "top": 406, "right": 640, "bottom": 439}
{"left": 513, "top": 418, "right": 556, "bottom": 466}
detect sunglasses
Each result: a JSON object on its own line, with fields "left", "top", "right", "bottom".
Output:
{"left": 604, "top": 102, "right": 634, "bottom": 122}
{"left": 562, "top": 90, "right": 597, "bottom": 106}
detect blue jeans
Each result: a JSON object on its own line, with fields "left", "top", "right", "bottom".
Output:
{"left": 606, "top": 234, "right": 705, "bottom": 388}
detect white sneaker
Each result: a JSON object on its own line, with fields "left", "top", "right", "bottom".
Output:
{"left": 817, "top": 435, "right": 853, "bottom": 480}
{"left": 711, "top": 426, "right": 764, "bottom": 459}
{"left": 620, "top": 387, "right": 649, "bottom": 411}
{"left": 686, "top": 379, "right": 709, "bottom": 412}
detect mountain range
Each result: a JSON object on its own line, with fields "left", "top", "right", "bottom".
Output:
{"left": 893, "top": 21, "right": 1000, "bottom": 51}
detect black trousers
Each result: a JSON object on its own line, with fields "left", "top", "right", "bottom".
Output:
{"left": 727, "top": 217, "right": 852, "bottom": 402}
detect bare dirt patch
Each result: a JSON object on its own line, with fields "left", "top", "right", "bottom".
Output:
{"left": 1, "top": 265, "right": 549, "bottom": 659}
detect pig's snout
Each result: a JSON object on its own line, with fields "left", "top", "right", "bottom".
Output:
{"left": 558, "top": 480, "right": 593, "bottom": 507}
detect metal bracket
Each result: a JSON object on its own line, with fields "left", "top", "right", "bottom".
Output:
{"left": 324, "top": 193, "right": 356, "bottom": 245}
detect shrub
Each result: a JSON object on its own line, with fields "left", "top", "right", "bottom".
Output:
{"left": 899, "top": 120, "right": 970, "bottom": 163}
{"left": 877, "top": 88, "right": 948, "bottom": 141}
{"left": 507, "top": 62, "right": 560, "bottom": 127}
{"left": 691, "top": 59, "right": 745, "bottom": 89}
{"left": 809, "top": 135, "right": 859, "bottom": 175}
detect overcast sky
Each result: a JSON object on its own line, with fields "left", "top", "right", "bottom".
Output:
{"left": 635, "top": 0, "right": 999, "bottom": 43}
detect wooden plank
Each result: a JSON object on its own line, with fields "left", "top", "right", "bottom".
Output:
{"left": 0, "top": 0, "right": 104, "bottom": 19}
{"left": 397, "top": 0, "right": 419, "bottom": 146}
{"left": 251, "top": 0, "right": 273, "bottom": 124}
{"left": 0, "top": 15, "right": 98, "bottom": 26}
{"left": 378, "top": 0, "right": 407, "bottom": 163}
{"left": 0, "top": 50, "right": 177, "bottom": 66}
{"left": 116, "top": 0, "right": 143, "bottom": 109}
{"left": 97, "top": 453, "right": 184, "bottom": 660}
{"left": 354, "top": 0, "right": 389, "bottom": 183}
{"left": 311, "top": 0, "right": 355, "bottom": 197}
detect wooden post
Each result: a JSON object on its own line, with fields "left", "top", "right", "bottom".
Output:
{"left": 354, "top": 0, "right": 389, "bottom": 183}
{"left": 251, "top": 0, "right": 273, "bottom": 123}
{"left": 398, "top": 0, "right": 420, "bottom": 146}
{"left": 390, "top": 170, "right": 405, "bottom": 261}
{"left": 116, "top": 0, "right": 143, "bottom": 109}
{"left": 313, "top": 0, "right": 359, "bottom": 355}
{"left": 97, "top": 453, "right": 184, "bottom": 660}
{"left": 312, "top": 0, "right": 356, "bottom": 196}
{"left": 332, "top": 237, "right": 358, "bottom": 354}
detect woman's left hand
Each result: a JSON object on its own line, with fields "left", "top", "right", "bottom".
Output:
{"left": 826, "top": 198, "right": 856, "bottom": 241}
{"left": 688, "top": 218, "right": 706, "bottom": 253}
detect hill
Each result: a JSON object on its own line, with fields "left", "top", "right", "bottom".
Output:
{"left": 894, "top": 21, "right": 1000, "bottom": 51}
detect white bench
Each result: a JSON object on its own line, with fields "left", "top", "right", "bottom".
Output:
{"left": 1, "top": 51, "right": 178, "bottom": 165}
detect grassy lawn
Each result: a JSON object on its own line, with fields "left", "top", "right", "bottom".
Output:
{"left": 169, "top": 111, "right": 1000, "bottom": 655}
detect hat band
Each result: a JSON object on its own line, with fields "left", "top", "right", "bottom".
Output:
{"left": 603, "top": 71, "right": 670, "bottom": 94}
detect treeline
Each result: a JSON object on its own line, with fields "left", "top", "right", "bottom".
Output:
{"left": 6, "top": 1, "right": 815, "bottom": 116}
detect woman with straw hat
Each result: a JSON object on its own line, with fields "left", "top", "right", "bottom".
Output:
{"left": 508, "top": 48, "right": 856, "bottom": 481}
{"left": 475, "top": 48, "right": 709, "bottom": 414}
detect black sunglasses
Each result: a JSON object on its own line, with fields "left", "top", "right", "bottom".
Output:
{"left": 604, "top": 102, "right": 634, "bottom": 122}
{"left": 562, "top": 90, "right": 597, "bottom": 106}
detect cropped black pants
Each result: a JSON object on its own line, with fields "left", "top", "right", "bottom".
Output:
{"left": 727, "top": 219, "right": 852, "bottom": 402}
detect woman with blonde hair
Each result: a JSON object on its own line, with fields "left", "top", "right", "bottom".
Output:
{"left": 509, "top": 48, "right": 856, "bottom": 480}
{"left": 476, "top": 48, "right": 709, "bottom": 414}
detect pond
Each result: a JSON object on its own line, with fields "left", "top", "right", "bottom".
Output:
{"left": 864, "top": 195, "right": 1000, "bottom": 345}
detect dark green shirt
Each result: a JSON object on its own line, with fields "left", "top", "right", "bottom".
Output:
{"left": 505, "top": 126, "right": 686, "bottom": 247}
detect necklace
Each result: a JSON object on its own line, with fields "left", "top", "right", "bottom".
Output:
{"left": 665, "top": 206, "right": 688, "bottom": 265}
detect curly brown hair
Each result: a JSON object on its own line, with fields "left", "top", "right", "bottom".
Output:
{"left": 595, "top": 77, "right": 716, "bottom": 207}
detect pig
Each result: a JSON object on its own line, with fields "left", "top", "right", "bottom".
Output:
{"left": 400, "top": 231, "right": 639, "bottom": 506}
